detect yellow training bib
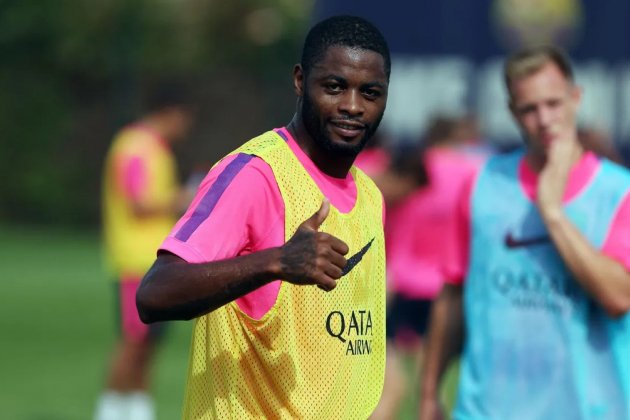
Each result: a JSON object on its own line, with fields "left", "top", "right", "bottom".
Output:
{"left": 182, "top": 131, "right": 386, "bottom": 419}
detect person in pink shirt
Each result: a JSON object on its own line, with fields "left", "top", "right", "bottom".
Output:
{"left": 367, "top": 117, "right": 486, "bottom": 419}
{"left": 421, "top": 46, "right": 630, "bottom": 420}
{"left": 386, "top": 118, "right": 486, "bottom": 302}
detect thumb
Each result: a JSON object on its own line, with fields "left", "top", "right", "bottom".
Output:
{"left": 303, "top": 198, "right": 330, "bottom": 230}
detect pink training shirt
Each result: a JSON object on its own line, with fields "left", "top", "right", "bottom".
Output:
{"left": 384, "top": 147, "right": 482, "bottom": 299}
{"left": 115, "top": 124, "right": 170, "bottom": 202}
{"left": 353, "top": 146, "right": 391, "bottom": 177}
{"left": 160, "top": 127, "right": 380, "bottom": 320}
{"left": 445, "top": 151, "right": 630, "bottom": 285}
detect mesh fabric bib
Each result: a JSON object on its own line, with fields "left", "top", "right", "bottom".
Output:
{"left": 455, "top": 149, "right": 630, "bottom": 420}
{"left": 182, "top": 131, "right": 386, "bottom": 419}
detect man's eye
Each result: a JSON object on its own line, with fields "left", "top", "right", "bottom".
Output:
{"left": 326, "top": 84, "right": 342, "bottom": 92}
{"left": 548, "top": 99, "right": 561, "bottom": 108}
{"left": 519, "top": 106, "right": 535, "bottom": 115}
{"left": 363, "top": 89, "right": 381, "bottom": 98}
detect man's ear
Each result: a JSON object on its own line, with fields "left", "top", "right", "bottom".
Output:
{"left": 571, "top": 84, "right": 582, "bottom": 107}
{"left": 293, "top": 64, "right": 305, "bottom": 97}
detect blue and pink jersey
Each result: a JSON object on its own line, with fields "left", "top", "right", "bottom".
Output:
{"left": 450, "top": 149, "right": 630, "bottom": 419}
{"left": 160, "top": 127, "right": 382, "bottom": 320}
{"left": 445, "top": 151, "right": 630, "bottom": 283}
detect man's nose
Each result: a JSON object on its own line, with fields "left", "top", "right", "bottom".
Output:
{"left": 339, "top": 90, "right": 364, "bottom": 115}
{"left": 537, "top": 106, "right": 553, "bottom": 127}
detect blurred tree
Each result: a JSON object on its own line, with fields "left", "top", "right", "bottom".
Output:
{"left": 0, "top": 0, "right": 313, "bottom": 225}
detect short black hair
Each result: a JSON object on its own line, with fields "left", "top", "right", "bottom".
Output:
{"left": 301, "top": 15, "right": 391, "bottom": 79}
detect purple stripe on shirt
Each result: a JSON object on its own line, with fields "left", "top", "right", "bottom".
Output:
{"left": 175, "top": 153, "right": 254, "bottom": 241}
{"left": 275, "top": 128, "right": 289, "bottom": 142}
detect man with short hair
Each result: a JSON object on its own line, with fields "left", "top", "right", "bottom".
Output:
{"left": 421, "top": 45, "right": 630, "bottom": 419}
{"left": 137, "top": 15, "right": 390, "bottom": 419}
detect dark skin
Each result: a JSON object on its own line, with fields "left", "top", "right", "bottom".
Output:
{"left": 136, "top": 46, "right": 388, "bottom": 323}
{"left": 288, "top": 46, "right": 388, "bottom": 178}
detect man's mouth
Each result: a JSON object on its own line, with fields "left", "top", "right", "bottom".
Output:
{"left": 330, "top": 120, "right": 365, "bottom": 138}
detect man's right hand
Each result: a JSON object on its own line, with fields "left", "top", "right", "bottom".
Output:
{"left": 279, "top": 199, "right": 349, "bottom": 291}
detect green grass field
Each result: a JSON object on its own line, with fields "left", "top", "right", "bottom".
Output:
{"left": 0, "top": 224, "right": 457, "bottom": 419}
{"left": 0, "top": 225, "right": 191, "bottom": 420}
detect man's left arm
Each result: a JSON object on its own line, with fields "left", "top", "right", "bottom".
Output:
{"left": 538, "top": 139, "right": 630, "bottom": 318}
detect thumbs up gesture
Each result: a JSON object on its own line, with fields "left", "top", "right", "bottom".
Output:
{"left": 279, "top": 199, "right": 349, "bottom": 291}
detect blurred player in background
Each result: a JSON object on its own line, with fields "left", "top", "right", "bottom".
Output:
{"left": 136, "top": 15, "right": 391, "bottom": 419}
{"left": 366, "top": 116, "right": 486, "bottom": 419}
{"left": 421, "top": 45, "right": 630, "bottom": 419}
{"left": 95, "top": 82, "right": 196, "bottom": 420}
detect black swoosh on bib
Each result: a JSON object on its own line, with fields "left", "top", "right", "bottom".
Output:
{"left": 341, "top": 237, "right": 374, "bottom": 276}
{"left": 504, "top": 232, "right": 551, "bottom": 248}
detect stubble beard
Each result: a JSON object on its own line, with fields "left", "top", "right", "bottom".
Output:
{"left": 301, "top": 88, "right": 383, "bottom": 158}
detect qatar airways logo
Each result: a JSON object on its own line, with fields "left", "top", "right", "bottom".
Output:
{"left": 325, "top": 309, "right": 373, "bottom": 355}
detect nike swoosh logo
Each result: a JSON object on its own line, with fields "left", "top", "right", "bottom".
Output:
{"left": 341, "top": 237, "right": 374, "bottom": 276}
{"left": 504, "top": 232, "right": 550, "bottom": 248}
